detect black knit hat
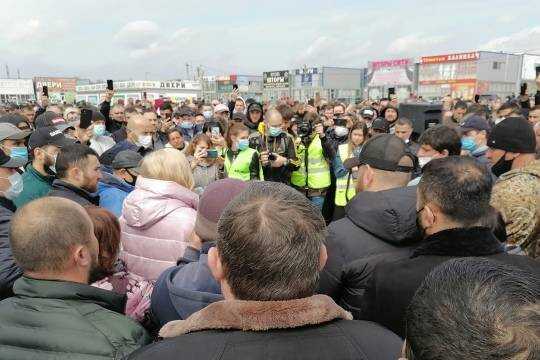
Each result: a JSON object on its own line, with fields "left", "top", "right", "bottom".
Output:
{"left": 487, "top": 117, "right": 536, "bottom": 154}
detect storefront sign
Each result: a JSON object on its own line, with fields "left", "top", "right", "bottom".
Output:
{"left": 34, "top": 77, "right": 77, "bottom": 93}
{"left": 0, "top": 79, "right": 35, "bottom": 95}
{"left": 421, "top": 52, "right": 480, "bottom": 64}
{"left": 263, "top": 70, "right": 290, "bottom": 89}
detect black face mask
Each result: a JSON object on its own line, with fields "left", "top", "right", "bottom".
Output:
{"left": 125, "top": 170, "right": 138, "bottom": 186}
{"left": 491, "top": 153, "right": 513, "bottom": 177}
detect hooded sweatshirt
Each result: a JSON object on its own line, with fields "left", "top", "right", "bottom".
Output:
{"left": 151, "top": 243, "right": 223, "bottom": 327}
{"left": 319, "top": 186, "right": 420, "bottom": 300}
{"left": 120, "top": 176, "right": 198, "bottom": 281}
{"left": 244, "top": 102, "right": 263, "bottom": 133}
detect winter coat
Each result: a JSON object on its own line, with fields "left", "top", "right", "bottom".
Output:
{"left": 129, "top": 295, "right": 402, "bottom": 360}
{"left": 491, "top": 160, "right": 540, "bottom": 258}
{"left": 98, "top": 172, "right": 134, "bottom": 217}
{"left": 48, "top": 179, "right": 100, "bottom": 206}
{"left": 120, "top": 176, "right": 198, "bottom": 281}
{"left": 355, "top": 227, "right": 540, "bottom": 338}
{"left": 0, "top": 276, "right": 151, "bottom": 359}
{"left": 151, "top": 244, "right": 223, "bottom": 327}
{"left": 0, "top": 197, "right": 21, "bottom": 300}
{"left": 14, "top": 163, "right": 55, "bottom": 208}
{"left": 319, "top": 186, "right": 420, "bottom": 300}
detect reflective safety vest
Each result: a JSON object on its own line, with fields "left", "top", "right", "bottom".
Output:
{"left": 224, "top": 148, "right": 262, "bottom": 181}
{"left": 291, "top": 136, "right": 331, "bottom": 189}
{"left": 335, "top": 143, "right": 357, "bottom": 206}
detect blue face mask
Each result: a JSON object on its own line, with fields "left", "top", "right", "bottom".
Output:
{"left": 237, "top": 139, "right": 250, "bottom": 151}
{"left": 180, "top": 122, "right": 193, "bottom": 130}
{"left": 10, "top": 146, "right": 28, "bottom": 162}
{"left": 269, "top": 126, "right": 282, "bottom": 137}
{"left": 461, "top": 137, "right": 477, "bottom": 152}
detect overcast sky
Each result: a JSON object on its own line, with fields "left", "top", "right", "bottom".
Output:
{"left": 0, "top": 0, "right": 539, "bottom": 81}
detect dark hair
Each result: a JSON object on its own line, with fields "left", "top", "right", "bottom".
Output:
{"left": 349, "top": 121, "right": 368, "bottom": 144}
{"left": 396, "top": 117, "right": 413, "bottom": 128}
{"left": 55, "top": 144, "right": 98, "bottom": 179}
{"left": 166, "top": 127, "right": 183, "bottom": 141}
{"left": 203, "top": 121, "right": 224, "bottom": 135}
{"left": 419, "top": 156, "right": 493, "bottom": 226}
{"left": 161, "top": 102, "right": 173, "bottom": 111}
{"left": 418, "top": 125, "right": 461, "bottom": 156}
{"left": 453, "top": 100, "right": 468, "bottom": 111}
{"left": 84, "top": 206, "right": 120, "bottom": 276}
{"left": 217, "top": 182, "right": 326, "bottom": 301}
{"left": 406, "top": 258, "right": 540, "bottom": 360}
{"left": 499, "top": 101, "right": 522, "bottom": 115}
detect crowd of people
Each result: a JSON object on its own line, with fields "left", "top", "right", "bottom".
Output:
{"left": 0, "top": 76, "right": 538, "bottom": 359}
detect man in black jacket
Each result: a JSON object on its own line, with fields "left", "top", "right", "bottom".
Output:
{"left": 130, "top": 182, "right": 402, "bottom": 360}
{"left": 0, "top": 148, "right": 25, "bottom": 299}
{"left": 355, "top": 156, "right": 540, "bottom": 338}
{"left": 403, "top": 258, "right": 539, "bottom": 360}
{"left": 49, "top": 144, "right": 101, "bottom": 206}
{"left": 319, "top": 134, "right": 418, "bottom": 300}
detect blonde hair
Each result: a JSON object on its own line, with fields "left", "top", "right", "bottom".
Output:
{"left": 139, "top": 148, "right": 194, "bottom": 189}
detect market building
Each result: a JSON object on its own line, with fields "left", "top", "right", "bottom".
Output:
{"left": 263, "top": 67, "right": 364, "bottom": 103}
{"left": 203, "top": 75, "right": 262, "bottom": 102}
{"left": 76, "top": 80, "right": 201, "bottom": 105}
{"left": 418, "top": 51, "right": 522, "bottom": 100}
{"left": 366, "top": 58, "right": 417, "bottom": 100}
{"left": 0, "top": 79, "right": 35, "bottom": 104}
{"left": 519, "top": 53, "right": 540, "bottom": 95}
{"left": 34, "top": 77, "right": 78, "bottom": 104}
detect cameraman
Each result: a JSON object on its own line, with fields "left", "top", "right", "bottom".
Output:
{"left": 250, "top": 110, "right": 298, "bottom": 185}
{"left": 291, "top": 112, "right": 333, "bottom": 210}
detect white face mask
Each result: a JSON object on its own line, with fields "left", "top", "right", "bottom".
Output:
{"left": 418, "top": 156, "right": 432, "bottom": 168}
{"left": 203, "top": 110, "right": 213, "bottom": 119}
{"left": 48, "top": 153, "right": 58, "bottom": 174}
{"left": 1, "top": 172, "right": 23, "bottom": 200}
{"left": 334, "top": 126, "right": 349, "bottom": 138}
{"left": 136, "top": 134, "right": 153, "bottom": 149}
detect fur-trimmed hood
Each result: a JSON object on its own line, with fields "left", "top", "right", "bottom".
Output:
{"left": 160, "top": 294, "right": 352, "bottom": 338}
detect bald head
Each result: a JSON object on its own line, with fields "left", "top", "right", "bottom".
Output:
{"left": 266, "top": 109, "right": 283, "bottom": 128}
{"left": 10, "top": 197, "right": 94, "bottom": 273}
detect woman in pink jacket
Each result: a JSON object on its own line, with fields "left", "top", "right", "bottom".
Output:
{"left": 120, "top": 148, "right": 198, "bottom": 282}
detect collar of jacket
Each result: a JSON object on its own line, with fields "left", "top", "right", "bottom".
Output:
{"left": 13, "top": 276, "right": 127, "bottom": 313}
{"left": 27, "top": 163, "right": 55, "bottom": 183}
{"left": 411, "top": 227, "right": 504, "bottom": 258}
{"left": 0, "top": 196, "right": 16, "bottom": 212}
{"left": 159, "top": 294, "right": 353, "bottom": 338}
{"left": 52, "top": 179, "right": 100, "bottom": 205}
{"left": 243, "top": 119, "right": 259, "bottom": 131}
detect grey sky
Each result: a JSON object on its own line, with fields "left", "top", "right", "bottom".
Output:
{"left": 0, "top": 0, "right": 539, "bottom": 80}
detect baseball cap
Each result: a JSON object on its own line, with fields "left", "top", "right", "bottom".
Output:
{"left": 28, "top": 126, "right": 75, "bottom": 150}
{"left": 344, "top": 134, "right": 415, "bottom": 172}
{"left": 371, "top": 118, "right": 390, "bottom": 133}
{"left": 35, "top": 111, "right": 66, "bottom": 129}
{"left": 460, "top": 115, "right": 491, "bottom": 133}
{"left": 232, "top": 112, "right": 247, "bottom": 122}
{"left": 0, "top": 114, "right": 29, "bottom": 127}
{"left": 360, "top": 108, "right": 376, "bottom": 119}
{"left": 487, "top": 117, "right": 536, "bottom": 154}
{"left": 0, "top": 122, "right": 31, "bottom": 142}
{"left": 112, "top": 150, "right": 143, "bottom": 172}
{"left": 0, "top": 148, "right": 26, "bottom": 168}
{"left": 214, "top": 104, "right": 229, "bottom": 113}
{"left": 248, "top": 103, "right": 262, "bottom": 113}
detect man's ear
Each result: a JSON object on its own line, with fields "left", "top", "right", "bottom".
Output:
{"left": 362, "top": 165, "right": 374, "bottom": 188}
{"left": 73, "top": 245, "right": 92, "bottom": 268}
{"left": 318, "top": 245, "right": 328, "bottom": 271}
{"left": 422, "top": 203, "right": 437, "bottom": 229}
{"left": 208, "top": 247, "right": 225, "bottom": 283}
